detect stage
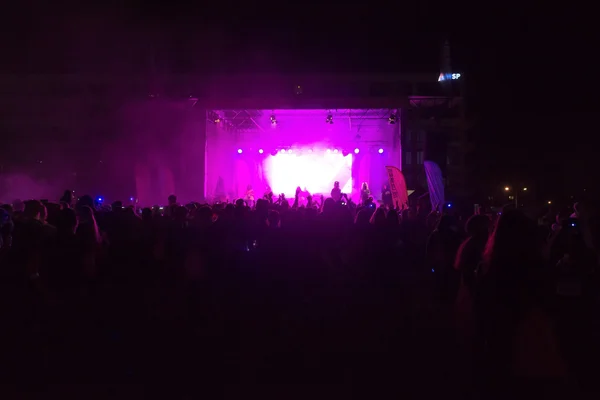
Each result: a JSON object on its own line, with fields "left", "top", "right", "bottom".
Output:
{"left": 204, "top": 109, "right": 401, "bottom": 204}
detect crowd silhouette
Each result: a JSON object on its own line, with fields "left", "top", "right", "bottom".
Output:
{"left": 1, "top": 188, "right": 599, "bottom": 398}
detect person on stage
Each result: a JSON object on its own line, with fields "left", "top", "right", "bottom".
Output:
{"left": 382, "top": 183, "right": 393, "bottom": 208}
{"left": 264, "top": 185, "right": 274, "bottom": 203}
{"left": 360, "top": 182, "right": 371, "bottom": 205}
{"left": 245, "top": 185, "right": 255, "bottom": 207}
{"left": 331, "top": 181, "right": 342, "bottom": 202}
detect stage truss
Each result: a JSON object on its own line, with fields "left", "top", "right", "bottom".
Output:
{"left": 207, "top": 108, "right": 398, "bottom": 134}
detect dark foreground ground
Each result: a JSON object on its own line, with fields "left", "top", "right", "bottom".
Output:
{"left": 1, "top": 252, "right": 597, "bottom": 399}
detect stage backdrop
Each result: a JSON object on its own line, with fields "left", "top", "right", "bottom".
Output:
{"left": 204, "top": 109, "right": 401, "bottom": 203}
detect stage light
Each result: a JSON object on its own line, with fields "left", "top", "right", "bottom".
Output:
{"left": 333, "top": 149, "right": 339, "bottom": 154}
{"left": 287, "top": 149, "right": 293, "bottom": 154}
{"left": 280, "top": 149, "right": 286, "bottom": 154}
{"left": 258, "top": 149, "right": 264, "bottom": 154}
{"left": 237, "top": 149, "right": 243, "bottom": 154}
{"left": 326, "top": 114, "right": 333, "bottom": 124}
{"left": 378, "top": 148, "right": 384, "bottom": 154}
{"left": 208, "top": 111, "right": 221, "bottom": 124}
{"left": 308, "top": 149, "right": 313, "bottom": 153}
{"left": 97, "top": 197, "right": 103, "bottom": 202}
{"left": 389, "top": 113, "right": 397, "bottom": 124}
{"left": 130, "top": 197, "right": 134, "bottom": 201}
{"left": 270, "top": 114, "right": 277, "bottom": 125}
{"left": 354, "top": 148, "right": 360, "bottom": 154}
{"left": 326, "top": 149, "right": 331, "bottom": 153}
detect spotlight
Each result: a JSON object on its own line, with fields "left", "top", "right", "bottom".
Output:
{"left": 208, "top": 111, "right": 221, "bottom": 124}
{"left": 333, "top": 149, "right": 338, "bottom": 154}
{"left": 388, "top": 113, "right": 397, "bottom": 124}
{"left": 258, "top": 149, "right": 264, "bottom": 154}
{"left": 326, "top": 149, "right": 331, "bottom": 153}
{"left": 287, "top": 149, "right": 293, "bottom": 153}
{"left": 326, "top": 114, "right": 333, "bottom": 124}
{"left": 280, "top": 149, "right": 286, "bottom": 154}
{"left": 237, "top": 149, "right": 243, "bottom": 154}
{"left": 378, "top": 148, "right": 384, "bottom": 154}
{"left": 270, "top": 114, "right": 277, "bottom": 125}
{"left": 354, "top": 148, "right": 360, "bottom": 154}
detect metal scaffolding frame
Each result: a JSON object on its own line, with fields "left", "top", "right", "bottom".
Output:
{"left": 207, "top": 108, "right": 396, "bottom": 133}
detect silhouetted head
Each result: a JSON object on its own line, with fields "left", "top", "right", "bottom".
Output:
{"left": 370, "top": 207, "right": 387, "bottom": 227}
{"left": 465, "top": 214, "right": 491, "bottom": 237}
{"left": 483, "top": 209, "right": 539, "bottom": 274}
{"left": 436, "top": 215, "right": 458, "bottom": 232}
{"left": 61, "top": 190, "right": 73, "bottom": 204}
{"left": 23, "top": 200, "right": 45, "bottom": 221}
{"left": 12, "top": 199, "right": 24, "bottom": 213}
{"left": 57, "top": 208, "right": 78, "bottom": 233}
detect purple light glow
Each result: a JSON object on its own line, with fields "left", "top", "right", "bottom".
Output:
{"left": 237, "top": 149, "right": 243, "bottom": 154}
{"left": 202, "top": 109, "right": 400, "bottom": 204}
{"left": 264, "top": 149, "right": 352, "bottom": 197}
{"left": 378, "top": 148, "right": 384, "bottom": 154}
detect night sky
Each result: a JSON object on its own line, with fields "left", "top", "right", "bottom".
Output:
{"left": 1, "top": 4, "right": 595, "bottom": 199}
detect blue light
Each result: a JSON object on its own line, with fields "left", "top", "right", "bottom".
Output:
{"left": 447, "top": 203, "right": 452, "bottom": 208}
{"left": 130, "top": 197, "right": 134, "bottom": 201}
{"left": 97, "top": 197, "right": 103, "bottom": 202}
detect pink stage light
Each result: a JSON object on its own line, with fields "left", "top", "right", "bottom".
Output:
{"left": 287, "top": 149, "right": 293, "bottom": 154}
{"left": 378, "top": 148, "right": 384, "bottom": 154}
{"left": 280, "top": 149, "right": 286, "bottom": 154}
{"left": 354, "top": 148, "right": 360, "bottom": 154}
{"left": 308, "top": 149, "right": 313, "bottom": 153}
{"left": 237, "top": 149, "right": 243, "bottom": 154}
{"left": 326, "top": 149, "right": 331, "bottom": 154}
{"left": 333, "top": 149, "right": 339, "bottom": 154}
{"left": 258, "top": 149, "right": 264, "bottom": 154}
{"left": 264, "top": 150, "right": 352, "bottom": 197}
